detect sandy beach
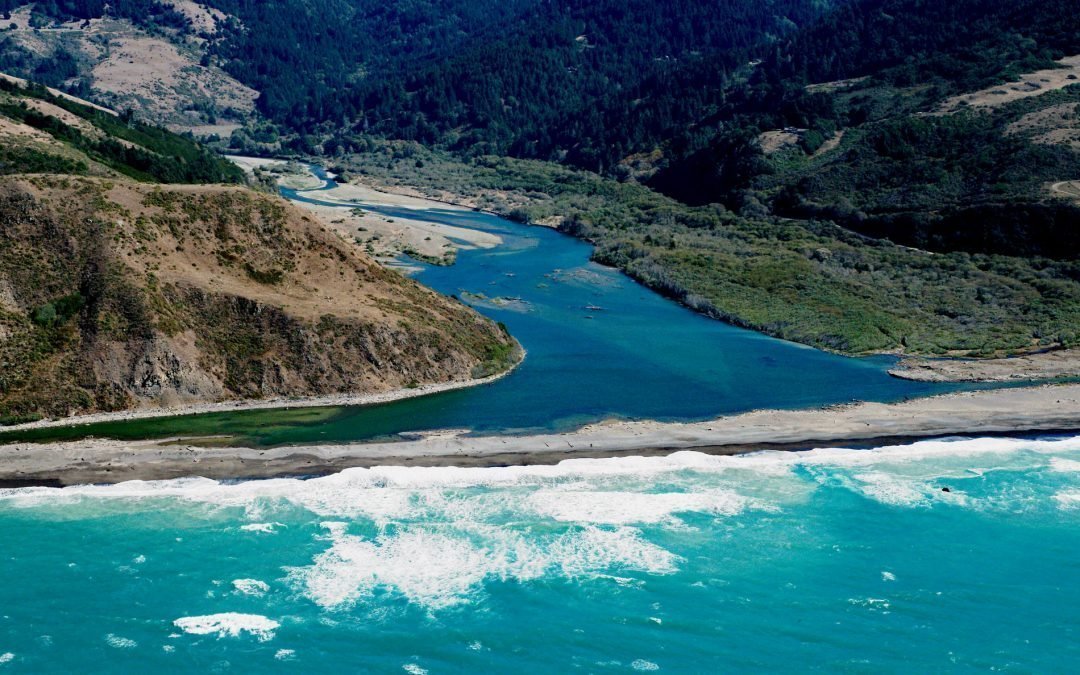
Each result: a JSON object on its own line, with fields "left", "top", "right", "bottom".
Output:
{"left": 2, "top": 383, "right": 1079, "bottom": 486}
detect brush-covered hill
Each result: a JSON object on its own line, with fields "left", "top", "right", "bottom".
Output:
{"left": 0, "top": 78, "right": 518, "bottom": 423}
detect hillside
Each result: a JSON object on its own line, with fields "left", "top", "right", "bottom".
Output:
{"left": 0, "top": 1, "right": 256, "bottom": 134}
{"left": 0, "top": 79, "right": 519, "bottom": 423}
{"left": 0, "top": 71, "right": 243, "bottom": 182}
{"left": 0, "top": 175, "right": 519, "bottom": 423}
{"left": 0, "top": 0, "right": 839, "bottom": 153}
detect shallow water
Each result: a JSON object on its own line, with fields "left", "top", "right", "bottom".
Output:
{"left": 2, "top": 435, "right": 1079, "bottom": 670}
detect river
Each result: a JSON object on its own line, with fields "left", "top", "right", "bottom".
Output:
{"left": 3, "top": 167, "right": 963, "bottom": 447}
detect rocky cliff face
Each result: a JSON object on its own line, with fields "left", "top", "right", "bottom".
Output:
{"left": 0, "top": 175, "right": 519, "bottom": 422}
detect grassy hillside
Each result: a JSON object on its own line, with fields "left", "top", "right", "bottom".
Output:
{"left": 0, "top": 175, "right": 519, "bottom": 423}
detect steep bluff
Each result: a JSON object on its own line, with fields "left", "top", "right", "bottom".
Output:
{"left": 0, "top": 175, "right": 520, "bottom": 422}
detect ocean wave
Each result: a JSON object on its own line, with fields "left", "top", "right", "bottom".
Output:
{"left": 1049, "top": 457, "right": 1080, "bottom": 473}
{"left": 173, "top": 613, "right": 279, "bottom": 641}
{"left": 6, "top": 435, "right": 1080, "bottom": 505}
{"left": 527, "top": 488, "right": 755, "bottom": 524}
{"left": 232, "top": 579, "right": 270, "bottom": 596}
{"left": 289, "top": 521, "right": 678, "bottom": 611}
{"left": 1052, "top": 490, "right": 1080, "bottom": 509}
{"left": 2, "top": 436, "right": 1078, "bottom": 523}
{"left": 239, "top": 522, "right": 283, "bottom": 534}
{"left": 632, "top": 659, "right": 661, "bottom": 671}
{"left": 104, "top": 634, "right": 137, "bottom": 649}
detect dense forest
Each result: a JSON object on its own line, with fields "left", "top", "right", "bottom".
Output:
{"left": 7, "top": 0, "right": 1080, "bottom": 175}
{"left": 0, "top": 0, "right": 187, "bottom": 29}
{"left": 653, "top": 0, "right": 1080, "bottom": 176}
{"left": 0, "top": 0, "right": 838, "bottom": 163}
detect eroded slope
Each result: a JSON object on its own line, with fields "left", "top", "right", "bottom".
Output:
{"left": 0, "top": 175, "right": 519, "bottom": 421}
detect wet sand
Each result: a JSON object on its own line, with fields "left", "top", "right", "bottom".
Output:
{"left": 2, "top": 384, "right": 1079, "bottom": 486}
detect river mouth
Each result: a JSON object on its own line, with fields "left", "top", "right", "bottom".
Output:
{"left": 0, "top": 167, "right": 970, "bottom": 447}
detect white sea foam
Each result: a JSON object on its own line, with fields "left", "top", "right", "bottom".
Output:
{"left": 632, "top": 659, "right": 660, "bottom": 671}
{"left": 849, "top": 471, "right": 933, "bottom": 507}
{"left": 173, "top": 613, "right": 279, "bottom": 641}
{"left": 240, "top": 522, "right": 283, "bottom": 533}
{"left": 274, "top": 649, "right": 296, "bottom": 661}
{"left": 527, "top": 489, "right": 751, "bottom": 524}
{"left": 0, "top": 653, "right": 12, "bottom": 665}
{"left": 105, "top": 634, "right": 137, "bottom": 649}
{"left": 293, "top": 528, "right": 521, "bottom": 610}
{"left": 232, "top": 579, "right": 270, "bottom": 596}
{"left": 291, "top": 523, "right": 678, "bottom": 611}
{"left": 1049, "top": 457, "right": 1080, "bottom": 473}
{"left": 848, "top": 597, "right": 891, "bottom": 610}
{"left": 550, "top": 527, "right": 680, "bottom": 578}
{"left": 403, "top": 665, "right": 428, "bottom": 675}
{"left": 1052, "top": 490, "right": 1080, "bottom": 509}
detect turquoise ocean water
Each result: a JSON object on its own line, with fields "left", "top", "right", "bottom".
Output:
{"left": 2, "top": 435, "right": 1080, "bottom": 671}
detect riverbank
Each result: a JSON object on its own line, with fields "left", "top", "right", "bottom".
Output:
{"left": 325, "top": 154, "right": 1080, "bottom": 376}
{"left": 3, "top": 383, "right": 1078, "bottom": 486}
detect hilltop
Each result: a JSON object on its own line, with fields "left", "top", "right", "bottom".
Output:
{"left": 0, "top": 77, "right": 519, "bottom": 423}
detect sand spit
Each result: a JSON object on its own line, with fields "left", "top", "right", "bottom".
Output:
{"left": 2, "top": 384, "right": 1079, "bottom": 486}
{"left": 890, "top": 349, "right": 1080, "bottom": 382}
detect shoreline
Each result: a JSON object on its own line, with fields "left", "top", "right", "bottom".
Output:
{"left": 0, "top": 351, "right": 524, "bottom": 433}
{"left": 2, "top": 383, "right": 1079, "bottom": 487}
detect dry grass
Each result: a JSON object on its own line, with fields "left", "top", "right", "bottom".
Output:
{"left": 92, "top": 181, "right": 406, "bottom": 323}
{"left": 938, "top": 55, "right": 1080, "bottom": 112}
{"left": 757, "top": 129, "right": 802, "bottom": 155}
{"left": 3, "top": 15, "right": 255, "bottom": 130}
{"left": 90, "top": 32, "right": 257, "bottom": 124}
{"left": 161, "top": 0, "right": 226, "bottom": 34}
